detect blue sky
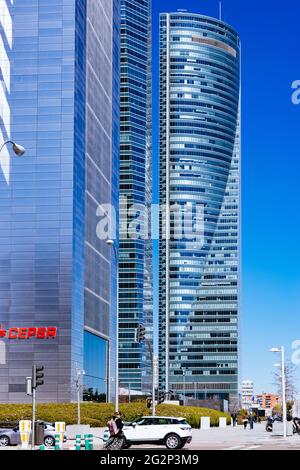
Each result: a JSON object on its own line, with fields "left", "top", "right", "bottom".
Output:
{"left": 151, "top": 0, "right": 300, "bottom": 393}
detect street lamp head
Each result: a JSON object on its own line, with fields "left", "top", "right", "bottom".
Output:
{"left": 270, "top": 348, "right": 281, "bottom": 353}
{"left": 106, "top": 239, "right": 114, "bottom": 247}
{"left": 12, "top": 142, "right": 25, "bottom": 156}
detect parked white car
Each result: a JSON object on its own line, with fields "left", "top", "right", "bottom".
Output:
{"left": 103, "top": 416, "right": 192, "bottom": 449}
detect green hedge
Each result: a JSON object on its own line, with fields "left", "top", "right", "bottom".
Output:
{"left": 0, "top": 403, "right": 230, "bottom": 429}
{"left": 154, "top": 404, "right": 230, "bottom": 428}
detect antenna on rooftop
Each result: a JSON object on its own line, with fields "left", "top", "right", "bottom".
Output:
{"left": 219, "top": 1, "right": 222, "bottom": 20}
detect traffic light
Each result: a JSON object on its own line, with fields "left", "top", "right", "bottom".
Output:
{"left": 136, "top": 324, "right": 146, "bottom": 343}
{"left": 158, "top": 391, "right": 165, "bottom": 404}
{"left": 32, "top": 365, "right": 44, "bottom": 389}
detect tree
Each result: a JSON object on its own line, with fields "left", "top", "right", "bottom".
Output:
{"left": 83, "top": 387, "right": 106, "bottom": 403}
{"left": 229, "top": 400, "right": 240, "bottom": 414}
{"left": 272, "top": 401, "right": 294, "bottom": 418}
{"left": 83, "top": 387, "right": 94, "bottom": 402}
{"left": 273, "top": 361, "right": 298, "bottom": 402}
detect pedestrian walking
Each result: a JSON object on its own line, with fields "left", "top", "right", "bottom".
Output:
{"left": 105, "top": 412, "right": 126, "bottom": 450}
{"left": 105, "top": 415, "right": 118, "bottom": 450}
{"left": 249, "top": 414, "right": 254, "bottom": 430}
{"left": 231, "top": 413, "right": 237, "bottom": 427}
{"left": 242, "top": 416, "right": 248, "bottom": 430}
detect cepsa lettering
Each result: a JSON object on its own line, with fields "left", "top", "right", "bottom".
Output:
{"left": 7, "top": 327, "right": 57, "bottom": 339}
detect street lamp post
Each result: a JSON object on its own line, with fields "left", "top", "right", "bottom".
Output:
{"left": 181, "top": 367, "right": 186, "bottom": 406}
{"left": 145, "top": 337, "right": 156, "bottom": 416}
{"left": 180, "top": 348, "right": 188, "bottom": 406}
{"left": 76, "top": 369, "right": 85, "bottom": 425}
{"left": 270, "top": 346, "right": 287, "bottom": 438}
{"left": 0, "top": 140, "right": 25, "bottom": 156}
{"left": 106, "top": 239, "right": 119, "bottom": 413}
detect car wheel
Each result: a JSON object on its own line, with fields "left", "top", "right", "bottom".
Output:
{"left": 44, "top": 436, "right": 55, "bottom": 447}
{"left": 165, "top": 433, "right": 182, "bottom": 450}
{"left": 0, "top": 435, "right": 10, "bottom": 447}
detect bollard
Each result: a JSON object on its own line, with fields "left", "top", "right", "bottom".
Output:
{"left": 55, "top": 421, "right": 66, "bottom": 450}
{"left": 89, "top": 434, "right": 93, "bottom": 450}
{"left": 200, "top": 416, "right": 210, "bottom": 430}
{"left": 55, "top": 434, "right": 60, "bottom": 450}
{"left": 19, "top": 420, "right": 32, "bottom": 450}
{"left": 219, "top": 417, "right": 227, "bottom": 428}
{"left": 75, "top": 434, "right": 81, "bottom": 450}
{"left": 84, "top": 434, "right": 90, "bottom": 450}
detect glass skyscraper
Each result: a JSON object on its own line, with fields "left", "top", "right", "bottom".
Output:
{"left": 0, "top": 0, "right": 119, "bottom": 403}
{"left": 119, "top": 0, "right": 153, "bottom": 392}
{"left": 159, "top": 12, "right": 241, "bottom": 404}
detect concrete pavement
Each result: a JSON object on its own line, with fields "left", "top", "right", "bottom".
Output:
{"left": 184, "top": 423, "right": 300, "bottom": 450}
{"left": 1, "top": 423, "right": 300, "bottom": 451}
{"left": 78, "top": 423, "right": 300, "bottom": 450}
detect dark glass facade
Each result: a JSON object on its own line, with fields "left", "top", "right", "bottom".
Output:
{"left": 83, "top": 331, "right": 108, "bottom": 401}
{"left": 0, "top": 0, "right": 119, "bottom": 403}
{"left": 118, "top": 0, "right": 152, "bottom": 391}
{"left": 159, "top": 13, "right": 241, "bottom": 404}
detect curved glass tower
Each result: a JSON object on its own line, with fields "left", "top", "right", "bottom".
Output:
{"left": 159, "top": 12, "right": 241, "bottom": 405}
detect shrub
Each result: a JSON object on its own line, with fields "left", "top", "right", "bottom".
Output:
{"left": 0, "top": 402, "right": 230, "bottom": 428}
{"left": 155, "top": 404, "right": 230, "bottom": 427}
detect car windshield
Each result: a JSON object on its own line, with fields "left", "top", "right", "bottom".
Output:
{"left": 178, "top": 419, "right": 189, "bottom": 425}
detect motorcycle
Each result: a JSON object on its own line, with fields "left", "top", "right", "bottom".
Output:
{"left": 266, "top": 415, "right": 300, "bottom": 435}
{"left": 293, "top": 417, "right": 300, "bottom": 435}
{"left": 265, "top": 416, "right": 281, "bottom": 432}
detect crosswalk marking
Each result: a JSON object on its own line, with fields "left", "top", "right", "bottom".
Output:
{"left": 225, "top": 445, "right": 244, "bottom": 450}
{"left": 225, "top": 445, "right": 261, "bottom": 451}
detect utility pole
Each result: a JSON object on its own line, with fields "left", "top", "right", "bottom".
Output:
{"left": 270, "top": 346, "right": 287, "bottom": 438}
{"left": 31, "top": 365, "right": 44, "bottom": 450}
{"left": 106, "top": 239, "right": 119, "bottom": 412}
{"left": 151, "top": 344, "right": 155, "bottom": 417}
{"left": 32, "top": 387, "right": 36, "bottom": 450}
{"left": 135, "top": 323, "right": 155, "bottom": 416}
{"left": 183, "top": 369, "right": 186, "bottom": 405}
{"left": 77, "top": 376, "right": 80, "bottom": 425}
{"left": 146, "top": 338, "right": 155, "bottom": 416}
{"left": 281, "top": 346, "right": 287, "bottom": 439}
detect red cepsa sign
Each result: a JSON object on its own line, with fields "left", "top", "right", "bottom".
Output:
{"left": 0, "top": 326, "right": 57, "bottom": 339}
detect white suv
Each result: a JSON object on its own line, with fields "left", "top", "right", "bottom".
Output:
{"left": 122, "top": 416, "right": 192, "bottom": 449}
